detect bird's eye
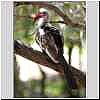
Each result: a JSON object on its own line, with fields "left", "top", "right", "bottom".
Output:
{"left": 43, "top": 12, "right": 46, "bottom": 14}
{"left": 43, "top": 12, "right": 48, "bottom": 15}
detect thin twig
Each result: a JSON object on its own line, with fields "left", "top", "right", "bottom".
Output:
{"left": 14, "top": 1, "right": 84, "bottom": 28}
{"left": 14, "top": 14, "right": 67, "bottom": 24}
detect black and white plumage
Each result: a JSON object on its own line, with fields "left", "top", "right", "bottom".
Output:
{"left": 36, "top": 23, "right": 64, "bottom": 63}
{"left": 32, "top": 8, "right": 77, "bottom": 89}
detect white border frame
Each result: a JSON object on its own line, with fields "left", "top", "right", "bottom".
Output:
{"left": 0, "top": 1, "right": 99, "bottom": 99}
{"left": 1, "top": 1, "right": 13, "bottom": 99}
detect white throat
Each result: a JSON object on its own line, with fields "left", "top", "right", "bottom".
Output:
{"left": 38, "top": 18, "right": 45, "bottom": 27}
{"left": 37, "top": 18, "right": 45, "bottom": 35}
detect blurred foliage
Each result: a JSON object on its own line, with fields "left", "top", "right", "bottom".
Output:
{"left": 14, "top": 58, "right": 68, "bottom": 98}
{"left": 14, "top": 1, "right": 86, "bottom": 47}
{"left": 14, "top": 1, "right": 86, "bottom": 98}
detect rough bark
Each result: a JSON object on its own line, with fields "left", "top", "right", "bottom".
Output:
{"left": 14, "top": 40, "right": 86, "bottom": 88}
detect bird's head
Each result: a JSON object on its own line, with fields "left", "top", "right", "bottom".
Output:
{"left": 31, "top": 8, "right": 49, "bottom": 23}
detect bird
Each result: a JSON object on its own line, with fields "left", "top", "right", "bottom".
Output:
{"left": 31, "top": 8, "right": 77, "bottom": 89}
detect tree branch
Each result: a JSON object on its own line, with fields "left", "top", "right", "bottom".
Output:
{"left": 14, "top": 14, "right": 67, "bottom": 24}
{"left": 14, "top": 14, "right": 71, "bottom": 25}
{"left": 14, "top": 1, "right": 84, "bottom": 28}
{"left": 14, "top": 40, "right": 86, "bottom": 88}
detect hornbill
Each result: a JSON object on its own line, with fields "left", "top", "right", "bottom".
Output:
{"left": 31, "top": 8, "right": 77, "bottom": 89}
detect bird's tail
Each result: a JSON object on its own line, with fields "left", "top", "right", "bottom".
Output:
{"left": 59, "top": 55, "right": 77, "bottom": 89}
